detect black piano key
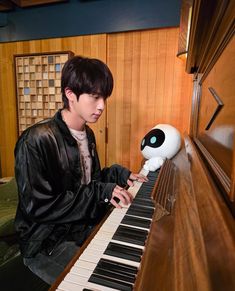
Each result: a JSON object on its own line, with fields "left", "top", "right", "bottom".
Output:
{"left": 95, "top": 263, "right": 137, "bottom": 281}
{"left": 113, "top": 228, "right": 147, "bottom": 246}
{"left": 116, "top": 225, "right": 148, "bottom": 237}
{"left": 147, "top": 170, "right": 159, "bottom": 179}
{"left": 135, "top": 192, "right": 153, "bottom": 199}
{"left": 93, "top": 267, "right": 136, "bottom": 284}
{"left": 132, "top": 197, "right": 155, "bottom": 208}
{"left": 104, "top": 242, "right": 142, "bottom": 262}
{"left": 97, "top": 258, "right": 138, "bottom": 275}
{"left": 137, "top": 187, "right": 153, "bottom": 193}
{"left": 89, "top": 273, "right": 133, "bottom": 291}
{"left": 108, "top": 242, "right": 143, "bottom": 255}
{"left": 129, "top": 204, "right": 154, "bottom": 215}
{"left": 126, "top": 207, "right": 154, "bottom": 219}
{"left": 104, "top": 249, "right": 141, "bottom": 263}
{"left": 135, "top": 193, "right": 152, "bottom": 199}
{"left": 121, "top": 215, "right": 151, "bottom": 229}
{"left": 135, "top": 188, "right": 153, "bottom": 196}
{"left": 113, "top": 229, "right": 147, "bottom": 242}
{"left": 113, "top": 232, "right": 145, "bottom": 246}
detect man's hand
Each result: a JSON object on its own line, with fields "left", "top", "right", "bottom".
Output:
{"left": 127, "top": 173, "right": 148, "bottom": 187}
{"left": 110, "top": 185, "right": 133, "bottom": 209}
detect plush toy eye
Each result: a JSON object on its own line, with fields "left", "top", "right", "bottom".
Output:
{"left": 141, "top": 124, "right": 181, "bottom": 160}
{"left": 140, "top": 128, "right": 165, "bottom": 151}
{"left": 150, "top": 136, "right": 157, "bottom": 144}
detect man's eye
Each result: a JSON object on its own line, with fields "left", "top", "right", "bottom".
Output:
{"left": 91, "top": 94, "right": 99, "bottom": 99}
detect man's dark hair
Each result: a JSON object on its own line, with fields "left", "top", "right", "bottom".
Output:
{"left": 61, "top": 55, "right": 114, "bottom": 109}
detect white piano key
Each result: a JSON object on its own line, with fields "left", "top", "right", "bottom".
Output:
{"left": 98, "top": 226, "right": 118, "bottom": 234}
{"left": 89, "top": 239, "right": 110, "bottom": 248}
{"left": 64, "top": 273, "right": 88, "bottom": 285}
{"left": 86, "top": 281, "right": 119, "bottom": 291}
{"left": 65, "top": 272, "right": 119, "bottom": 291}
{"left": 70, "top": 265, "right": 93, "bottom": 277}
{"left": 88, "top": 241, "right": 109, "bottom": 251}
{"left": 79, "top": 253, "right": 101, "bottom": 264}
{"left": 102, "top": 254, "right": 140, "bottom": 268}
{"left": 100, "top": 220, "right": 122, "bottom": 228}
{"left": 82, "top": 248, "right": 104, "bottom": 258}
{"left": 93, "top": 232, "right": 113, "bottom": 239}
{"left": 57, "top": 280, "right": 85, "bottom": 291}
{"left": 105, "top": 209, "right": 127, "bottom": 220}
{"left": 58, "top": 278, "right": 115, "bottom": 291}
{"left": 75, "top": 259, "right": 97, "bottom": 269}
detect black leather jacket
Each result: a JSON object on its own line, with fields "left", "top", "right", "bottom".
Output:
{"left": 14, "top": 110, "right": 131, "bottom": 258}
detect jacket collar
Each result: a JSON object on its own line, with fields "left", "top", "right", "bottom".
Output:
{"left": 54, "top": 110, "right": 94, "bottom": 147}
{"left": 54, "top": 110, "right": 77, "bottom": 145}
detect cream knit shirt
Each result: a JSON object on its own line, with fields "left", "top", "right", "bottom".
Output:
{"left": 69, "top": 128, "right": 92, "bottom": 185}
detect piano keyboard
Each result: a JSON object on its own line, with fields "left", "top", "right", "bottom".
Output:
{"left": 56, "top": 168, "right": 160, "bottom": 291}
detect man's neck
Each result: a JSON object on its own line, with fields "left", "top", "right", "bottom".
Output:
{"left": 61, "top": 109, "right": 85, "bottom": 131}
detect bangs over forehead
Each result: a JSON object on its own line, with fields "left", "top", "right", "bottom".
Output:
{"left": 79, "top": 59, "right": 113, "bottom": 98}
{"left": 62, "top": 56, "right": 113, "bottom": 100}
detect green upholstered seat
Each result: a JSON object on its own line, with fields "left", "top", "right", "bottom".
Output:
{"left": 0, "top": 178, "right": 19, "bottom": 266}
{"left": 0, "top": 178, "right": 18, "bottom": 237}
{"left": 0, "top": 178, "right": 49, "bottom": 290}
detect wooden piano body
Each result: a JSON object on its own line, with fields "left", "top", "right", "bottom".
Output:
{"left": 51, "top": 0, "right": 235, "bottom": 290}
{"left": 137, "top": 1, "right": 235, "bottom": 289}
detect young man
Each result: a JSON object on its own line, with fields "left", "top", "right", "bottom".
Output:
{"left": 14, "top": 55, "right": 147, "bottom": 285}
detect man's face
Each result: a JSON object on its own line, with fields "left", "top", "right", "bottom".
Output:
{"left": 72, "top": 93, "right": 106, "bottom": 124}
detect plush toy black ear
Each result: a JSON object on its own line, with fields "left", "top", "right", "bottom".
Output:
{"left": 141, "top": 128, "right": 165, "bottom": 151}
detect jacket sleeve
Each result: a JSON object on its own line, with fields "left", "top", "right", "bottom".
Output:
{"left": 100, "top": 164, "right": 131, "bottom": 187}
{"left": 14, "top": 137, "right": 116, "bottom": 225}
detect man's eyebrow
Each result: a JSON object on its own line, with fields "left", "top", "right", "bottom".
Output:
{"left": 91, "top": 92, "right": 101, "bottom": 96}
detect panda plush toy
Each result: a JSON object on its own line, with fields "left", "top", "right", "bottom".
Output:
{"left": 141, "top": 124, "right": 181, "bottom": 171}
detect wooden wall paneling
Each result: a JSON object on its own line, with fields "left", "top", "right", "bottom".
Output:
{"left": 106, "top": 33, "right": 125, "bottom": 166}
{"left": 88, "top": 35, "right": 108, "bottom": 166}
{"left": 0, "top": 43, "right": 18, "bottom": 177}
{"left": 107, "top": 28, "right": 193, "bottom": 172}
{"left": 0, "top": 29, "right": 193, "bottom": 177}
{"left": 0, "top": 34, "right": 107, "bottom": 177}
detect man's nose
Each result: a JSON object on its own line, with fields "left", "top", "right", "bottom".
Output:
{"left": 97, "top": 98, "right": 105, "bottom": 111}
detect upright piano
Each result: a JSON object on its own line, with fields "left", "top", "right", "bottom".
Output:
{"left": 50, "top": 0, "right": 235, "bottom": 290}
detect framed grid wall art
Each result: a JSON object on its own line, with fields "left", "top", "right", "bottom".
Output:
{"left": 14, "top": 51, "right": 74, "bottom": 135}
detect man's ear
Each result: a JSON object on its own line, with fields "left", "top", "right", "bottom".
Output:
{"left": 65, "top": 87, "right": 76, "bottom": 102}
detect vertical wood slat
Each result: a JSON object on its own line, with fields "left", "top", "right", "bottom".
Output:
{"left": 0, "top": 28, "right": 193, "bottom": 177}
{"left": 107, "top": 27, "right": 193, "bottom": 172}
{"left": 0, "top": 34, "right": 107, "bottom": 176}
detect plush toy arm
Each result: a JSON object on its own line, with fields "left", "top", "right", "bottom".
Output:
{"left": 143, "top": 156, "right": 166, "bottom": 171}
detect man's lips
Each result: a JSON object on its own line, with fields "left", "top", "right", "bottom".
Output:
{"left": 93, "top": 113, "right": 101, "bottom": 118}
